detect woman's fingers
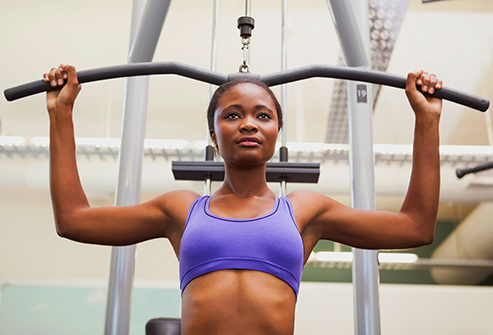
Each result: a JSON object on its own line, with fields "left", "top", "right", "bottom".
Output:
{"left": 61, "top": 64, "right": 78, "bottom": 85}
{"left": 43, "top": 65, "right": 68, "bottom": 87}
{"left": 44, "top": 64, "right": 81, "bottom": 113}
{"left": 416, "top": 71, "right": 443, "bottom": 95}
{"left": 405, "top": 69, "right": 443, "bottom": 117}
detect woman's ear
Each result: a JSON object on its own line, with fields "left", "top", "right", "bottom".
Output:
{"left": 209, "top": 129, "right": 218, "bottom": 149}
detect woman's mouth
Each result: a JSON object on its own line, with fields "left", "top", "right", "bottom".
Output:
{"left": 238, "top": 137, "right": 261, "bottom": 146}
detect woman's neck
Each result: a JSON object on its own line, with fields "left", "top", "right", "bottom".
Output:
{"left": 215, "top": 163, "right": 272, "bottom": 198}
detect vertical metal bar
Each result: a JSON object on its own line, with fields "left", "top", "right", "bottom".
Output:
{"left": 204, "top": 0, "right": 220, "bottom": 196}
{"left": 105, "top": 79, "right": 148, "bottom": 335}
{"left": 209, "top": 0, "right": 220, "bottom": 100}
{"left": 128, "top": 0, "right": 172, "bottom": 62}
{"left": 105, "top": 1, "right": 171, "bottom": 334}
{"left": 327, "top": 1, "right": 381, "bottom": 334}
{"left": 279, "top": 0, "right": 288, "bottom": 197}
{"left": 279, "top": 180, "right": 287, "bottom": 197}
{"left": 280, "top": 0, "right": 288, "bottom": 148}
{"left": 327, "top": 0, "right": 368, "bottom": 69}
{"left": 204, "top": 178, "right": 212, "bottom": 196}
{"left": 485, "top": 107, "right": 493, "bottom": 145}
{"left": 208, "top": 0, "right": 220, "bottom": 130}
{"left": 245, "top": 0, "right": 252, "bottom": 16}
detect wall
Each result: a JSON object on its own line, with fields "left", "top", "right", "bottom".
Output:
{"left": 296, "top": 282, "right": 493, "bottom": 335}
{"left": 1, "top": 281, "right": 492, "bottom": 334}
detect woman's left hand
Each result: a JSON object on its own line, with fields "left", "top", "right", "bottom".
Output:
{"left": 405, "top": 70, "right": 443, "bottom": 118}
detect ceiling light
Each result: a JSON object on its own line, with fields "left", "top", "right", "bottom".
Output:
{"left": 378, "top": 252, "right": 418, "bottom": 264}
{"left": 0, "top": 136, "right": 26, "bottom": 145}
{"left": 308, "top": 251, "right": 418, "bottom": 264}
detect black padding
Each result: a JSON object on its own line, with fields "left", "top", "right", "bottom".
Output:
{"left": 279, "top": 146, "right": 289, "bottom": 162}
{"left": 172, "top": 161, "right": 320, "bottom": 183}
{"left": 145, "top": 317, "right": 181, "bottom": 335}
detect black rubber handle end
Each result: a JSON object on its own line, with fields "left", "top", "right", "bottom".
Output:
{"left": 479, "top": 99, "right": 490, "bottom": 112}
{"left": 4, "top": 79, "right": 57, "bottom": 102}
{"left": 456, "top": 169, "right": 465, "bottom": 179}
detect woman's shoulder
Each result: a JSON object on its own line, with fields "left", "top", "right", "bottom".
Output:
{"left": 286, "top": 190, "right": 323, "bottom": 203}
{"left": 147, "top": 190, "right": 202, "bottom": 232}
{"left": 152, "top": 190, "right": 202, "bottom": 213}
{"left": 286, "top": 190, "right": 321, "bottom": 214}
{"left": 286, "top": 190, "right": 342, "bottom": 216}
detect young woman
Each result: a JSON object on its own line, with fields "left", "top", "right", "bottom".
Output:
{"left": 44, "top": 64, "right": 442, "bottom": 335}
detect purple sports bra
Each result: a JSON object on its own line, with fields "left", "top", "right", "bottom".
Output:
{"left": 179, "top": 195, "right": 304, "bottom": 296}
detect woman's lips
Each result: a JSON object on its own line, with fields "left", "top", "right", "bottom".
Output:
{"left": 237, "top": 136, "right": 261, "bottom": 146}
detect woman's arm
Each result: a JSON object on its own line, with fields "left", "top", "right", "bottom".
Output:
{"left": 291, "top": 70, "right": 442, "bottom": 251}
{"left": 44, "top": 65, "right": 198, "bottom": 246}
{"left": 399, "top": 70, "right": 442, "bottom": 243}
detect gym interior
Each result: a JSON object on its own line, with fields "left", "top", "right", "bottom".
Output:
{"left": 1, "top": 0, "right": 492, "bottom": 334}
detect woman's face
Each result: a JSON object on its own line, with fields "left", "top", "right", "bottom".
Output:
{"left": 210, "top": 83, "right": 279, "bottom": 166}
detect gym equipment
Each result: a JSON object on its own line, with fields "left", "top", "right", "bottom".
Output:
{"left": 4, "top": 63, "right": 489, "bottom": 112}
{"left": 4, "top": 1, "right": 490, "bottom": 334}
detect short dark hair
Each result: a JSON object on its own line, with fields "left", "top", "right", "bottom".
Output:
{"left": 207, "top": 77, "right": 283, "bottom": 131}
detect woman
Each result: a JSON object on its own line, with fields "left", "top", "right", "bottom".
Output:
{"left": 44, "top": 65, "right": 442, "bottom": 335}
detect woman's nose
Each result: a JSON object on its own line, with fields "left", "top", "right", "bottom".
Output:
{"left": 240, "top": 117, "right": 258, "bottom": 132}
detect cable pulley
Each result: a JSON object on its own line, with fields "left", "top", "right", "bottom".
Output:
{"left": 237, "top": 16, "right": 255, "bottom": 72}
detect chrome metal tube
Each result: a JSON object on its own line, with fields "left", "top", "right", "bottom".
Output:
{"left": 327, "top": 0, "right": 381, "bottom": 334}
{"left": 105, "top": 1, "right": 171, "bottom": 334}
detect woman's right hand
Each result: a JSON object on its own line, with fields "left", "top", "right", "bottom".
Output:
{"left": 43, "top": 64, "right": 81, "bottom": 114}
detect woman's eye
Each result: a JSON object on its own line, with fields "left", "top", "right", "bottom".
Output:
{"left": 226, "top": 113, "right": 240, "bottom": 119}
{"left": 258, "top": 113, "right": 271, "bottom": 120}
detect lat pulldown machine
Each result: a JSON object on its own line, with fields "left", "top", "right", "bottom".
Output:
{"left": 3, "top": 1, "right": 489, "bottom": 335}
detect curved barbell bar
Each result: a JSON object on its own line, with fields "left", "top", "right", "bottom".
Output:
{"left": 4, "top": 62, "right": 228, "bottom": 102}
{"left": 4, "top": 61, "right": 490, "bottom": 112}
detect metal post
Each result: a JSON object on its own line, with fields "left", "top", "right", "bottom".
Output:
{"left": 327, "top": 1, "right": 381, "bottom": 334}
{"left": 209, "top": 0, "right": 220, "bottom": 100}
{"left": 128, "top": 0, "right": 172, "bottom": 63}
{"left": 279, "top": 0, "right": 288, "bottom": 197}
{"left": 105, "top": 1, "right": 171, "bottom": 334}
{"left": 204, "top": 0, "right": 220, "bottom": 197}
{"left": 245, "top": 0, "right": 252, "bottom": 16}
{"left": 280, "top": 0, "right": 288, "bottom": 148}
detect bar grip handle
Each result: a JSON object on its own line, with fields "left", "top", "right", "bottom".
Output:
{"left": 260, "top": 65, "right": 490, "bottom": 112}
{"left": 4, "top": 62, "right": 490, "bottom": 112}
{"left": 456, "top": 161, "right": 493, "bottom": 179}
{"left": 4, "top": 62, "right": 228, "bottom": 102}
